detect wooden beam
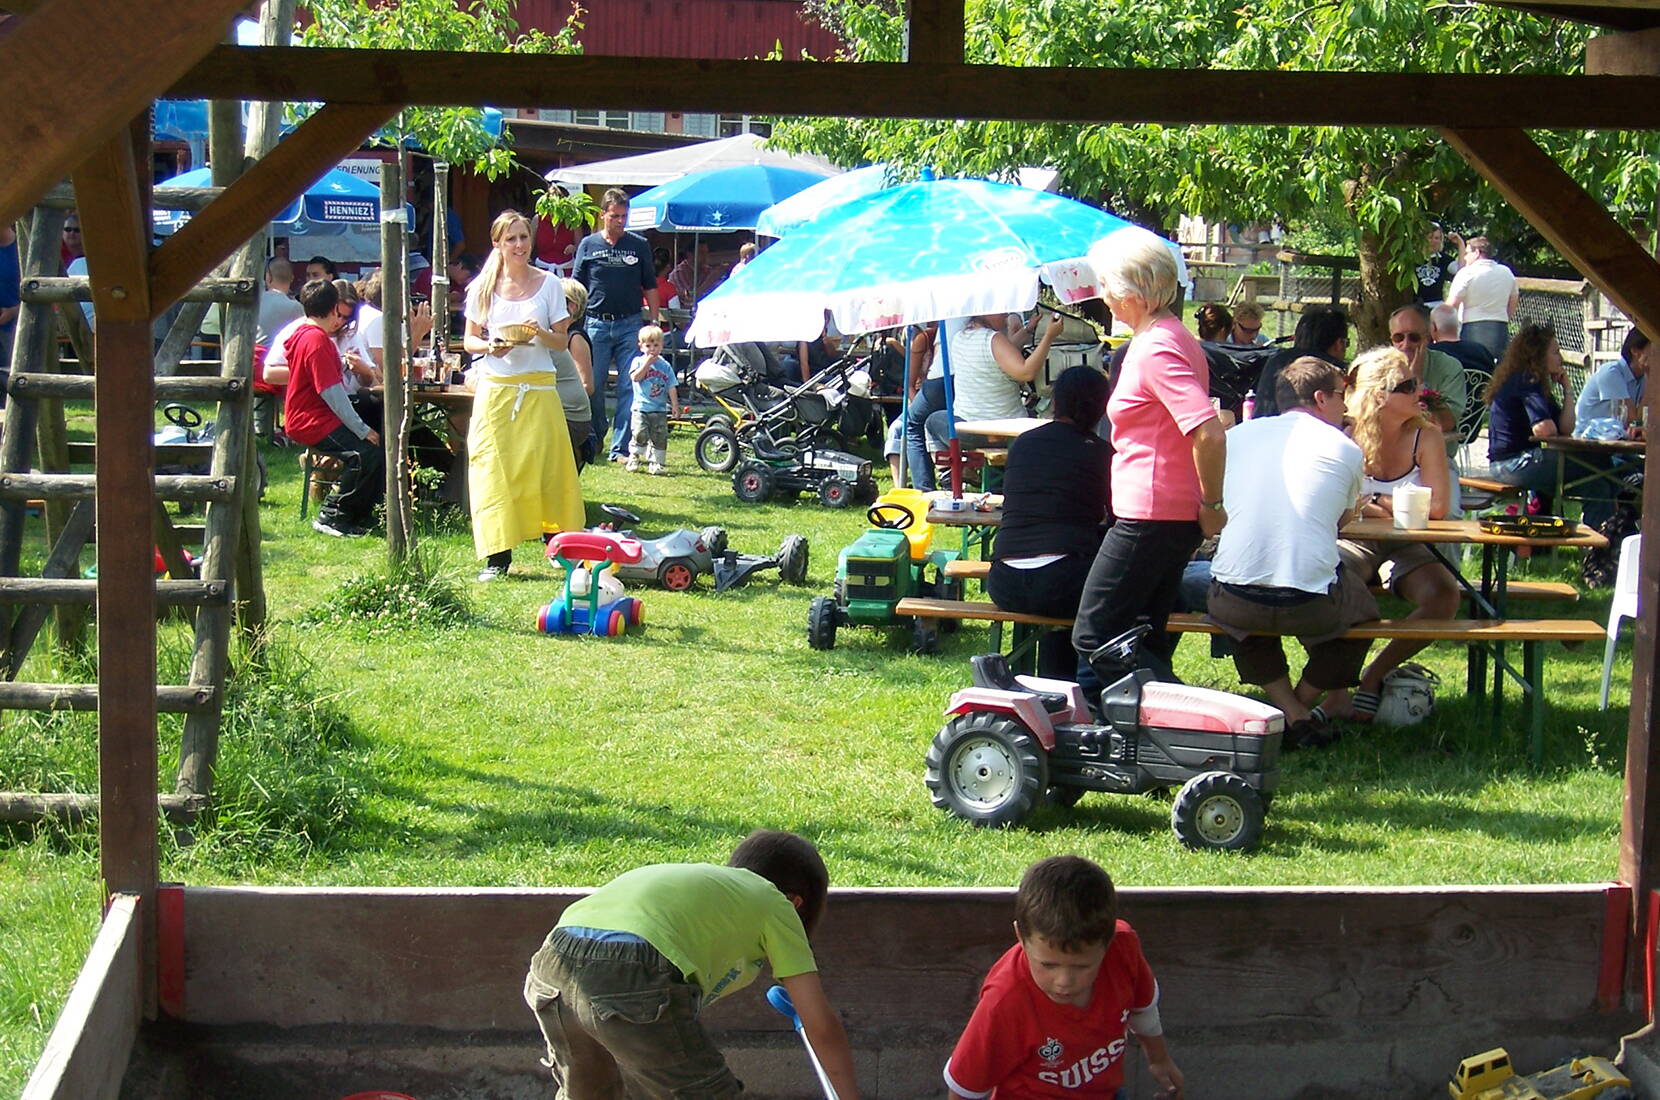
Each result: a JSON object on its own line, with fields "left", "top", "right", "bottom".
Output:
{"left": 0, "top": 0, "right": 249, "bottom": 229}
{"left": 1587, "top": 25, "right": 1660, "bottom": 72}
{"left": 165, "top": 45, "right": 1660, "bottom": 129}
{"left": 1486, "top": 0, "right": 1660, "bottom": 31}
{"left": 1440, "top": 127, "right": 1660, "bottom": 343}
{"left": 17, "top": 895, "right": 140, "bottom": 1100}
{"left": 148, "top": 102, "right": 398, "bottom": 315}
{"left": 76, "top": 116, "right": 160, "bottom": 1017}
{"left": 905, "top": 0, "right": 964, "bottom": 64}
{"left": 70, "top": 130, "right": 151, "bottom": 325}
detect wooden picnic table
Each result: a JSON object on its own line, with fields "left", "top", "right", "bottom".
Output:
{"left": 1340, "top": 516, "right": 1605, "bottom": 749}
{"left": 1539, "top": 434, "right": 1645, "bottom": 511}
{"left": 953, "top": 417, "right": 1047, "bottom": 445}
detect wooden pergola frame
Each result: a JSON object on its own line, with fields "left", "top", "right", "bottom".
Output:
{"left": 6, "top": 0, "right": 1660, "bottom": 1092}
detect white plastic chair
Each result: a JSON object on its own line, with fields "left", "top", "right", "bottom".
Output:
{"left": 1600, "top": 532, "right": 1642, "bottom": 710}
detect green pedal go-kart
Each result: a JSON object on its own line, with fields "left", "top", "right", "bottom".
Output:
{"left": 806, "top": 488, "right": 961, "bottom": 653}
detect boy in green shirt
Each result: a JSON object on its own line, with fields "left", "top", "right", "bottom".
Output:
{"left": 524, "top": 830, "right": 860, "bottom": 1099}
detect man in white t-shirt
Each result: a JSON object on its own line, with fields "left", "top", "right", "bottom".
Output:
{"left": 1445, "top": 235, "right": 1518, "bottom": 361}
{"left": 1206, "top": 356, "right": 1377, "bottom": 748}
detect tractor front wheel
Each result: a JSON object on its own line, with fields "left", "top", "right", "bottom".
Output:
{"left": 778, "top": 534, "right": 809, "bottom": 585}
{"left": 818, "top": 476, "right": 852, "bottom": 508}
{"left": 733, "top": 461, "right": 775, "bottom": 504}
{"left": 807, "top": 595, "right": 839, "bottom": 650}
{"left": 924, "top": 713, "right": 1047, "bottom": 828}
{"left": 1170, "top": 771, "right": 1265, "bottom": 851}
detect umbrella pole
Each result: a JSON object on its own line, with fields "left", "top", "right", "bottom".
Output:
{"left": 897, "top": 325, "right": 911, "bottom": 488}
{"left": 939, "top": 327, "right": 962, "bottom": 499}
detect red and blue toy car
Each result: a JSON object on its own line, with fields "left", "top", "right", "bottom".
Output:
{"left": 537, "top": 531, "right": 646, "bottom": 637}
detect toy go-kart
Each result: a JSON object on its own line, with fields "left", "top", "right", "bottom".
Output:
{"left": 924, "top": 625, "right": 1284, "bottom": 850}
{"left": 595, "top": 504, "right": 810, "bottom": 592}
{"left": 537, "top": 530, "right": 645, "bottom": 637}
{"left": 807, "top": 488, "right": 959, "bottom": 652}
{"left": 732, "top": 443, "right": 877, "bottom": 509}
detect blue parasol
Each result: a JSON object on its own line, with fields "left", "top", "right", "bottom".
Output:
{"left": 152, "top": 166, "right": 393, "bottom": 235}
{"left": 625, "top": 164, "right": 832, "bottom": 233}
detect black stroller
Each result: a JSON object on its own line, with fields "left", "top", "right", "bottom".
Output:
{"left": 692, "top": 344, "right": 879, "bottom": 474}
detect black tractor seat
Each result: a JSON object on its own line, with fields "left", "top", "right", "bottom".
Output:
{"left": 969, "top": 653, "right": 1072, "bottom": 714}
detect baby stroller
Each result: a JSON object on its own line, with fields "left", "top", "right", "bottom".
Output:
{"left": 692, "top": 346, "right": 875, "bottom": 474}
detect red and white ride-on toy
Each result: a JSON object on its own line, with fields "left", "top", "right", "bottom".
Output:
{"left": 924, "top": 625, "right": 1285, "bottom": 850}
{"left": 537, "top": 531, "right": 646, "bottom": 637}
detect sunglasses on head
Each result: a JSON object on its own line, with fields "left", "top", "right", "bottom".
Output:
{"left": 1392, "top": 377, "right": 1420, "bottom": 394}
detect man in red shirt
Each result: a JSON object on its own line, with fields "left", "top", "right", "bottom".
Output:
{"left": 283, "top": 280, "right": 384, "bottom": 538}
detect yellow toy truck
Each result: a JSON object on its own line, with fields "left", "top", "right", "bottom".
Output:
{"left": 1448, "top": 1047, "right": 1634, "bottom": 1100}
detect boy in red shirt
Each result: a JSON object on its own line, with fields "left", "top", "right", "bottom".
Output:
{"left": 945, "top": 856, "right": 1183, "bottom": 1100}
{"left": 283, "top": 279, "right": 383, "bottom": 538}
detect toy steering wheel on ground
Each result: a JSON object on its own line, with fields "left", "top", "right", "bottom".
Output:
{"left": 866, "top": 502, "right": 915, "bottom": 530}
{"left": 163, "top": 403, "right": 203, "bottom": 430}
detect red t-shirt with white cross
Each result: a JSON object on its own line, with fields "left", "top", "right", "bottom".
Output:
{"left": 944, "top": 922, "right": 1157, "bottom": 1099}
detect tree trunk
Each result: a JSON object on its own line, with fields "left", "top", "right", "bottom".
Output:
{"left": 1353, "top": 227, "right": 1405, "bottom": 348}
{"left": 381, "top": 153, "right": 413, "bottom": 564}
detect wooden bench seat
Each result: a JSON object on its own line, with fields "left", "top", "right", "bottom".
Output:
{"left": 1459, "top": 475, "right": 1524, "bottom": 497}
{"left": 938, "top": 558, "right": 1579, "bottom": 603}
{"left": 894, "top": 597, "right": 1601, "bottom": 643}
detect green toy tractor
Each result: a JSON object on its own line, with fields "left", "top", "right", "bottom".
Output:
{"left": 807, "top": 488, "right": 961, "bottom": 652}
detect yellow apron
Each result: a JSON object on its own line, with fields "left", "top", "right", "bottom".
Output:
{"left": 468, "top": 370, "right": 585, "bottom": 559}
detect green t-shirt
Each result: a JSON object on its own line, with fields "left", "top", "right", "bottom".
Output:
{"left": 557, "top": 863, "right": 817, "bottom": 1005}
{"left": 1424, "top": 349, "right": 1467, "bottom": 458}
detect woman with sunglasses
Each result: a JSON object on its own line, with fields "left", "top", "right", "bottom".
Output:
{"left": 1330, "top": 346, "right": 1459, "bottom": 723}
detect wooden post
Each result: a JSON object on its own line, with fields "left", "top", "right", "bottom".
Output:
{"left": 381, "top": 154, "right": 411, "bottom": 563}
{"left": 0, "top": 206, "right": 63, "bottom": 583}
{"left": 74, "top": 115, "right": 159, "bottom": 1014}
{"left": 242, "top": 0, "right": 297, "bottom": 169}
{"left": 904, "top": 0, "right": 964, "bottom": 64}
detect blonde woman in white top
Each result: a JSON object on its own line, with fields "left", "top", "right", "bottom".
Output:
{"left": 462, "top": 210, "right": 584, "bottom": 581}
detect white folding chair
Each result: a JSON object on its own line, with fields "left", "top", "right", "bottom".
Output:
{"left": 1600, "top": 532, "right": 1642, "bottom": 710}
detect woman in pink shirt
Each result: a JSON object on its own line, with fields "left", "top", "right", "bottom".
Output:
{"left": 1072, "top": 229, "right": 1228, "bottom": 688}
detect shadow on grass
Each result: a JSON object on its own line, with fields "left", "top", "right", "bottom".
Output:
{"left": 343, "top": 756, "right": 959, "bottom": 881}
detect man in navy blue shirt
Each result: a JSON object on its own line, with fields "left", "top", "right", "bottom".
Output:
{"left": 572, "top": 189, "right": 662, "bottom": 462}
{"left": 0, "top": 222, "right": 19, "bottom": 384}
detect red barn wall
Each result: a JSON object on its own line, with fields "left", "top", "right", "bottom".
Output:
{"left": 513, "top": 0, "right": 841, "bottom": 60}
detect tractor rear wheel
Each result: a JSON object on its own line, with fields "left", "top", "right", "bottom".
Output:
{"left": 924, "top": 713, "right": 1047, "bottom": 828}
{"left": 778, "top": 534, "right": 809, "bottom": 585}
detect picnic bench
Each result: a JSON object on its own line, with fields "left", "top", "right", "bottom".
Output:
{"left": 893, "top": 594, "right": 1603, "bottom": 764}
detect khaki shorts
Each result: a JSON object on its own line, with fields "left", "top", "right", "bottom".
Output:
{"left": 1337, "top": 539, "right": 1443, "bottom": 594}
{"left": 524, "top": 929, "right": 741, "bottom": 1100}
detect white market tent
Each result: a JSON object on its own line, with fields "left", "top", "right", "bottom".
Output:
{"left": 544, "top": 132, "right": 840, "bottom": 188}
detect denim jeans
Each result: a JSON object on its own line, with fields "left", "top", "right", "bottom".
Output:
{"left": 1463, "top": 319, "right": 1510, "bottom": 362}
{"left": 311, "top": 424, "right": 384, "bottom": 526}
{"left": 587, "top": 313, "right": 642, "bottom": 459}
{"left": 904, "top": 377, "right": 946, "bottom": 491}
{"left": 1072, "top": 518, "right": 1202, "bottom": 684}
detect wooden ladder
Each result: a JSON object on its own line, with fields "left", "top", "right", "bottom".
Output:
{"left": 0, "top": 196, "right": 264, "bottom": 820}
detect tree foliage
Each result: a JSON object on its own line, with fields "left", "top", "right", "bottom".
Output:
{"left": 299, "top": 0, "right": 582, "bottom": 179}
{"left": 772, "top": 0, "right": 1658, "bottom": 333}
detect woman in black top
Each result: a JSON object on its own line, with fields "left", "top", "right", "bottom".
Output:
{"left": 986, "top": 366, "right": 1113, "bottom": 679}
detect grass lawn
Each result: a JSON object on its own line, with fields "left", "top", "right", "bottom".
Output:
{"left": 0, "top": 416, "right": 1635, "bottom": 1092}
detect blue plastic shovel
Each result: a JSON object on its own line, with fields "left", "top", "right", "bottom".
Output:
{"left": 766, "top": 985, "right": 840, "bottom": 1100}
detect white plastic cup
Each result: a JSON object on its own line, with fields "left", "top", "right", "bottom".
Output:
{"left": 1392, "top": 483, "right": 1432, "bottom": 530}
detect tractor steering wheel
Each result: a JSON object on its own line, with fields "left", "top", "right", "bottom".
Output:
{"left": 866, "top": 502, "right": 915, "bottom": 530}
{"left": 601, "top": 503, "right": 642, "bottom": 526}
{"left": 163, "top": 403, "right": 203, "bottom": 430}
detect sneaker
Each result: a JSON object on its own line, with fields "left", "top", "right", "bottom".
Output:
{"left": 648, "top": 463, "right": 665, "bottom": 476}
{"left": 312, "top": 517, "right": 367, "bottom": 538}
{"left": 477, "top": 564, "right": 508, "bottom": 582}
{"left": 625, "top": 457, "right": 640, "bottom": 472}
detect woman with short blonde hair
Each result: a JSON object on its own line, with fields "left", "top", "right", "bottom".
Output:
{"left": 1071, "top": 228, "right": 1226, "bottom": 690}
